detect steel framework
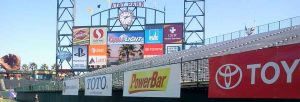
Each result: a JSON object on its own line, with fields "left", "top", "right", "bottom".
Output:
{"left": 56, "top": 0, "right": 75, "bottom": 75}
{"left": 184, "top": 0, "right": 205, "bottom": 49}
{"left": 91, "top": 6, "right": 165, "bottom": 31}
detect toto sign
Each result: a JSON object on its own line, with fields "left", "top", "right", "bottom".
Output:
{"left": 85, "top": 74, "right": 112, "bottom": 96}
{"left": 209, "top": 43, "right": 300, "bottom": 99}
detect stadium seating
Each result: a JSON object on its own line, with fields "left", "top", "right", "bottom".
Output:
{"left": 68, "top": 25, "right": 300, "bottom": 88}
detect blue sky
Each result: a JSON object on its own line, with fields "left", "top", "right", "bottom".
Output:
{"left": 0, "top": 0, "right": 299, "bottom": 68}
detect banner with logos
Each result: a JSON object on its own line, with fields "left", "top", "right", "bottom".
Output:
{"left": 165, "top": 44, "right": 182, "bottom": 54}
{"left": 123, "top": 64, "right": 181, "bottom": 98}
{"left": 107, "top": 31, "right": 144, "bottom": 44}
{"left": 62, "top": 79, "right": 79, "bottom": 95}
{"left": 88, "top": 45, "right": 107, "bottom": 66}
{"left": 73, "top": 27, "right": 89, "bottom": 45}
{"left": 145, "top": 29, "right": 163, "bottom": 44}
{"left": 163, "top": 24, "right": 183, "bottom": 44}
{"left": 73, "top": 46, "right": 88, "bottom": 70}
{"left": 85, "top": 74, "right": 112, "bottom": 96}
{"left": 144, "top": 44, "right": 163, "bottom": 58}
{"left": 108, "top": 44, "right": 143, "bottom": 65}
{"left": 208, "top": 43, "right": 300, "bottom": 99}
{"left": 90, "top": 27, "right": 107, "bottom": 45}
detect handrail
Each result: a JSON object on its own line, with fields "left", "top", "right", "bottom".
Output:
{"left": 204, "top": 16, "right": 300, "bottom": 45}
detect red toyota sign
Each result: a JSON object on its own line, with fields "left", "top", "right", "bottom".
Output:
{"left": 208, "top": 43, "right": 300, "bottom": 99}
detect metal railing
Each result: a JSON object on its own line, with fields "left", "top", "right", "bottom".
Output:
{"left": 204, "top": 16, "right": 300, "bottom": 44}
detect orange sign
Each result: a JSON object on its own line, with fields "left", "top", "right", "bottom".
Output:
{"left": 88, "top": 45, "right": 107, "bottom": 56}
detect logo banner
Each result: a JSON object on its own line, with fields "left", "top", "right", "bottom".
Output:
{"left": 144, "top": 44, "right": 163, "bottom": 56}
{"left": 145, "top": 29, "right": 163, "bottom": 44}
{"left": 85, "top": 74, "right": 112, "bottom": 96}
{"left": 208, "top": 43, "right": 300, "bottom": 99}
{"left": 108, "top": 44, "right": 144, "bottom": 65}
{"left": 73, "top": 46, "right": 88, "bottom": 70}
{"left": 163, "top": 24, "right": 183, "bottom": 44}
{"left": 73, "top": 27, "right": 89, "bottom": 45}
{"left": 90, "top": 27, "right": 107, "bottom": 45}
{"left": 63, "top": 79, "right": 79, "bottom": 95}
{"left": 123, "top": 64, "right": 181, "bottom": 98}
{"left": 165, "top": 44, "right": 182, "bottom": 54}
{"left": 107, "top": 31, "right": 144, "bottom": 44}
{"left": 88, "top": 45, "right": 107, "bottom": 56}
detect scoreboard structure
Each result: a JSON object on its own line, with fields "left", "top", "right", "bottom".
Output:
{"left": 72, "top": 23, "right": 184, "bottom": 70}
{"left": 56, "top": 0, "right": 205, "bottom": 72}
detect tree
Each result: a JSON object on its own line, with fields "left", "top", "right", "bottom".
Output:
{"left": 22, "top": 64, "right": 29, "bottom": 71}
{"left": 119, "top": 44, "right": 136, "bottom": 62}
{"left": 107, "top": 45, "right": 111, "bottom": 58}
{"left": 29, "top": 62, "right": 37, "bottom": 70}
{"left": 40, "top": 64, "right": 49, "bottom": 70}
{"left": 137, "top": 44, "right": 144, "bottom": 59}
{"left": 51, "top": 64, "right": 58, "bottom": 70}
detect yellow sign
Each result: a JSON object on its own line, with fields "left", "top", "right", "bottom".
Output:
{"left": 128, "top": 67, "right": 170, "bottom": 94}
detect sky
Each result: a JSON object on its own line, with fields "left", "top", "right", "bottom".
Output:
{"left": 0, "top": 0, "right": 299, "bottom": 68}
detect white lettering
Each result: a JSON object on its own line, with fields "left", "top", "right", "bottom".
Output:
{"left": 261, "top": 62, "right": 280, "bottom": 84}
{"left": 247, "top": 64, "right": 261, "bottom": 84}
{"left": 281, "top": 59, "right": 300, "bottom": 83}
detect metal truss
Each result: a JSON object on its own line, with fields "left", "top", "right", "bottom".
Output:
{"left": 184, "top": 0, "right": 205, "bottom": 49}
{"left": 91, "top": 6, "right": 165, "bottom": 31}
{"left": 56, "top": 0, "right": 75, "bottom": 75}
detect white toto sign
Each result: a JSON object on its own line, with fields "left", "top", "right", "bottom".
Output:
{"left": 62, "top": 79, "right": 79, "bottom": 95}
{"left": 85, "top": 74, "right": 112, "bottom": 96}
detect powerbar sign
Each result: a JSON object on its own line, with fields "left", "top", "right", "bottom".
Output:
{"left": 62, "top": 79, "right": 79, "bottom": 95}
{"left": 85, "top": 74, "right": 112, "bottom": 96}
{"left": 123, "top": 64, "right": 181, "bottom": 98}
{"left": 208, "top": 43, "right": 300, "bottom": 99}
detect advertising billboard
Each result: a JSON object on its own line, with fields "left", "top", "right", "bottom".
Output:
{"left": 90, "top": 27, "right": 107, "bottom": 45}
{"left": 107, "top": 31, "right": 144, "bottom": 44}
{"left": 108, "top": 44, "right": 143, "bottom": 65}
{"left": 165, "top": 44, "right": 182, "bottom": 54}
{"left": 123, "top": 64, "right": 181, "bottom": 98}
{"left": 62, "top": 79, "right": 79, "bottom": 95}
{"left": 163, "top": 24, "right": 183, "bottom": 44}
{"left": 88, "top": 45, "right": 107, "bottom": 66}
{"left": 85, "top": 74, "right": 112, "bottom": 96}
{"left": 144, "top": 44, "right": 163, "bottom": 58}
{"left": 73, "top": 46, "right": 88, "bottom": 70}
{"left": 208, "top": 43, "right": 300, "bottom": 99}
{"left": 73, "top": 27, "right": 89, "bottom": 45}
{"left": 145, "top": 29, "right": 163, "bottom": 44}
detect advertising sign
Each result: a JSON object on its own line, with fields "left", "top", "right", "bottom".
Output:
{"left": 88, "top": 45, "right": 107, "bottom": 66}
{"left": 73, "top": 46, "right": 88, "bottom": 70}
{"left": 208, "top": 43, "right": 300, "bottom": 99}
{"left": 73, "top": 27, "right": 89, "bottom": 45}
{"left": 123, "top": 64, "right": 181, "bottom": 98}
{"left": 163, "top": 24, "right": 183, "bottom": 44}
{"left": 145, "top": 29, "right": 163, "bottom": 44}
{"left": 62, "top": 79, "right": 79, "bottom": 95}
{"left": 108, "top": 44, "right": 143, "bottom": 65}
{"left": 165, "top": 44, "right": 182, "bottom": 54}
{"left": 144, "top": 44, "right": 163, "bottom": 58}
{"left": 85, "top": 74, "right": 112, "bottom": 96}
{"left": 107, "top": 31, "right": 144, "bottom": 44}
{"left": 90, "top": 27, "right": 107, "bottom": 45}
{"left": 57, "top": 51, "right": 72, "bottom": 62}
